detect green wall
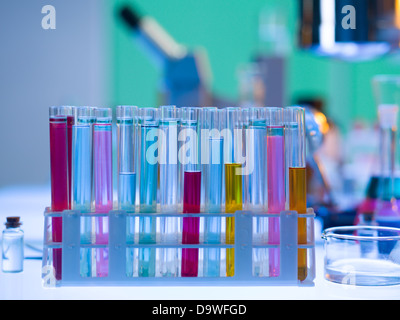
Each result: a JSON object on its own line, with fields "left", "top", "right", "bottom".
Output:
{"left": 109, "top": 0, "right": 400, "bottom": 133}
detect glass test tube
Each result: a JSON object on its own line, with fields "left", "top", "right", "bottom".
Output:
{"left": 117, "top": 106, "right": 137, "bottom": 212}
{"left": 266, "top": 107, "right": 285, "bottom": 277}
{"left": 49, "top": 106, "right": 71, "bottom": 280}
{"left": 285, "top": 107, "right": 307, "bottom": 281}
{"left": 180, "top": 107, "right": 201, "bottom": 277}
{"left": 223, "top": 107, "right": 243, "bottom": 277}
{"left": 138, "top": 107, "right": 159, "bottom": 277}
{"left": 243, "top": 107, "right": 268, "bottom": 277}
{"left": 71, "top": 107, "right": 96, "bottom": 278}
{"left": 93, "top": 108, "right": 113, "bottom": 277}
{"left": 202, "top": 108, "right": 223, "bottom": 277}
{"left": 244, "top": 107, "right": 267, "bottom": 211}
{"left": 72, "top": 107, "right": 95, "bottom": 213}
{"left": 159, "top": 105, "right": 180, "bottom": 277}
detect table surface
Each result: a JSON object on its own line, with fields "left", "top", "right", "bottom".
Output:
{"left": 0, "top": 185, "right": 399, "bottom": 300}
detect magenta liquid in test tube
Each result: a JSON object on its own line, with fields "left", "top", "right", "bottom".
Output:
{"left": 49, "top": 106, "right": 72, "bottom": 280}
{"left": 180, "top": 107, "right": 201, "bottom": 277}
{"left": 266, "top": 107, "right": 285, "bottom": 277}
{"left": 93, "top": 108, "right": 113, "bottom": 277}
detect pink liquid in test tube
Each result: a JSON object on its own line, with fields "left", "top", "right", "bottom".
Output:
{"left": 93, "top": 110, "right": 113, "bottom": 277}
{"left": 267, "top": 126, "right": 285, "bottom": 277}
{"left": 49, "top": 116, "right": 69, "bottom": 280}
{"left": 181, "top": 171, "right": 201, "bottom": 277}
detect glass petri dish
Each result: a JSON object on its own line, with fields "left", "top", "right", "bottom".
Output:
{"left": 322, "top": 226, "right": 400, "bottom": 286}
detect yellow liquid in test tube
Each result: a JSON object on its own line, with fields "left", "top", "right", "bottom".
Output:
{"left": 289, "top": 167, "right": 308, "bottom": 281}
{"left": 225, "top": 163, "right": 243, "bottom": 277}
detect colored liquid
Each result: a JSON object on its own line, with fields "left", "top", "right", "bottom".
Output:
{"left": 139, "top": 125, "right": 158, "bottom": 277}
{"left": 204, "top": 138, "right": 223, "bottom": 277}
{"left": 139, "top": 125, "right": 158, "bottom": 213}
{"left": 118, "top": 119, "right": 136, "bottom": 212}
{"left": 94, "top": 124, "right": 113, "bottom": 213}
{"left": 225, "top": 163, "right": 243, "bottom": 277}
{"left": 67, "top": 116, "right": 73, "bottom": 208}
{"left": 267, "top": 127, "right": 285, "bottom": 277}
{"left": 289, "top": 167, "right": 307, "bottom": 281}
{"left": 118, "top": 173, "right": 136, "bottom": 212}
{"left": 72, "top": 125, "right": 92, "bottom": 212}
{"left": 93, "top": 123, "right": 112, "bottom": 277}
{"left": 181, "top": 171, "right": 201, "bottom": 277}
{"left": 49, "top": 118, "right": 69, "bottom": 280}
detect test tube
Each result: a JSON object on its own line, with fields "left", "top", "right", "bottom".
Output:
{"left": 243, "top": 107, "right": 268, "bottom": 277}
{"left": 49, "top": 106, "right": 71, "bottom": 280}
{"left": 72, "top": 107, "right": 95, "bottom": 213}
{"left": 93, "top": 107, "right": 113, "bottom": 277}
{"left": 180, "top": 107, "right": 201, "bottom": 277}
{"left": 266, "top": 107, "right": 285, "bottom": 277}
{"left": 159, "top": 105, "right": 180, "bottom": 277}
{"left": 285, "top": 106, "right": 307, "bottom": 281}
{"left": 117, "top": 106, "right": 137, "bottom": 212}
{"left": 243, "top": 107, "right": 267, "bottom": 211}
{"left": 138, "top": 107, "right": 159, "bottom": 277}
{"left": 223, "top": 107, "right": 243, "bottom": 277}
{"left": 202, "top": 108, "right": 223, "bottom": 277}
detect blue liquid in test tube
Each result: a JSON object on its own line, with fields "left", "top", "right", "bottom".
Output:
{"left": 202, "top": 108, "right": 223, "bottom": 277}
{"left": 138, "top": 108, "right": 159, "bottom": 277}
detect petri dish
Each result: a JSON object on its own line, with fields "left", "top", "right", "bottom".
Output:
{"left": 322, "top": 226, "right": 400, "bottom": 286}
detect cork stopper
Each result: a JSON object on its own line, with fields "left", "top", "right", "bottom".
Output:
{"left": 5, "top": 217, "right": 22, "bottom": 228}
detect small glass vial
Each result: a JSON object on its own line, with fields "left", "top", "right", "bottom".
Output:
{"left": 2, "top": 217, "right": 24, "bottom": 273}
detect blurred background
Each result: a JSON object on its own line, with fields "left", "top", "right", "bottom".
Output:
{"left": 2, "top": 0, "right": 400, "bottom": 230}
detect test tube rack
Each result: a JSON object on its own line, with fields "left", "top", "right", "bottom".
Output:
{"left": 42, "top": 208, "right": 315, "bottom": 287}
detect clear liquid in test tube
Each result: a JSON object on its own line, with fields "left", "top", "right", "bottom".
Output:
{"left": 202, "top": 108, "right": 223, "bottom": 277}
{"left": 117, "top": 106, "right": 137, "bottom": 212}
{"left": 159, "top": 105, "right": 180, "bottom": 277}
{"left": 138, "top": 107, "right": 159, "bottom": 277}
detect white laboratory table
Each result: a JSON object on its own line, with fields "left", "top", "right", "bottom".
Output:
{"left": 0, "top": 185, "right": 399, "bottom": 300}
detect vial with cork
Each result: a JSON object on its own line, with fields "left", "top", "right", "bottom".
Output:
{"left": 2, "top": 217, "right": 24, "bottom": 273}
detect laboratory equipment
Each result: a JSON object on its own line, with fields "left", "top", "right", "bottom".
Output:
{"left": 2, "top": 217, "right": 24, "bottom": 273}
{"left": 322, "top": 225, "right": 400, "bottom": 286}
{"left": 223, "top": 107, "right": 244, "bottom": 277}
{"left": 42, "top": 209, "right": 316, "bottom": 286}
{"left": 72, "top": 106, "right": 95, "bottom": 213}
{"left": 93, "top": 107, "right": 113, "bottom": 277}
{"left": 137, "top": 107, "right": 159, "bottom": 277}
{"left": 202, "top": 108, "right": 223, "bottom": 277}
{"left": 372, "top": 76, "right": 400, "bottom": 229}
{"left": 298, "top": 0, "right": 399, "bottom": 61}
{"left": 43, "top": 105, "right": 316, "bottom": 286}
{"left": 285, "top": 106, "right": 308, "bottom": 281}
{"left": 180, "top": 107, "right": 201, "bottom": 277}
{"left": 119, "top": 6, "right": 213, "bottom": 107}
{"left": 49, "top": 106, "right": 72, "bottom": 280}
{"left": 117, "top": 106, "right": 137, "bottom": 212}
{"left": 159, "top": 105, "right": 180, "bottom": 277}
{"left": 267, "top": 107, "right": 285, "bottom": 277}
